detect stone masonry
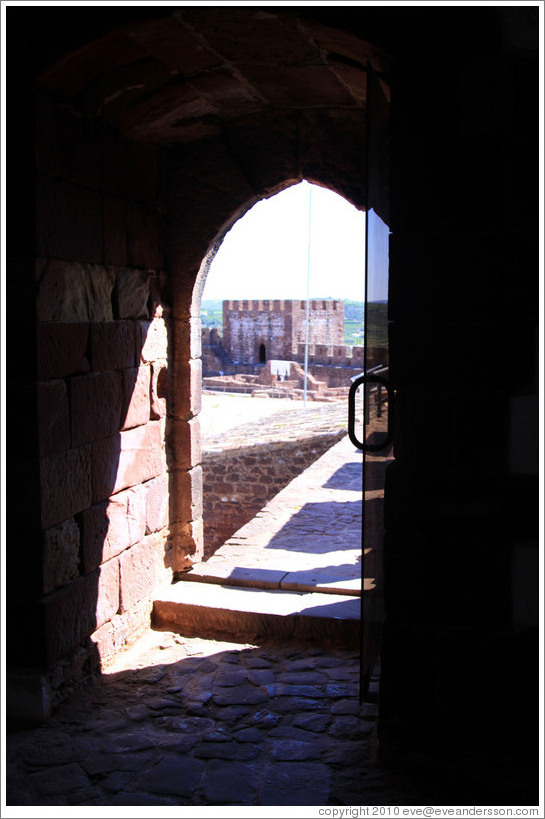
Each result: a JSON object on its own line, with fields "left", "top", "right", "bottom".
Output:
{"left": 222, "top": 299, "right": 344, "bottom": 365}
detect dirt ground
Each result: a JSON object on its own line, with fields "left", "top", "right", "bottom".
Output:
{"left": 199, "top": 392, "right": 339, "bottom": 441}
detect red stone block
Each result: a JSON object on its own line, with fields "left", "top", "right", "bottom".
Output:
{"left": 81, "top": 485, "right": 147, "bottom": 573}
{"left": 37, "top": 379, "right": 71, "bottom": 456}
{"left": 37, "top": 323, "right": 90, "bottom": 380}
{"left": 121, "top": 365, "right": 151, "bottom": 430}
{"left": 145, "top": 475, "right": 169, "bottom": 534}
{"left": 103, "top": 196, "right": 128, "bottom": 267}
{"left": 118, "top": 536, "right": 158, "bottom": 612}
{"left": 127, "top": 201, "right": 163, "bottom": 269}
{"left": 36, "top": 175, "right": 103, "bottom": 263}
{"left": 115, "top": 268, "right": 150, "bottom": 320}
{"left": 169, "top": 358, "right": 202, "bottom": 420}
{"left": 70, "top": 371, "right": 123, "bottom": 448}
{"left": 90, "top": 321, "right": 137, "bottom": 372}
{"left": 42, "top": 573, "right": 99, "bottom": 664}
{"left": 169, "top": 518, "right": 203, "bottom": 571}
{"left": 166, "top": 417, "right": 201, "bottom": 470}
{"left": 40, "top": 446, "right": 92, "bottom": 530}
{"left": 91, "top": 421, "right": 164, "bottom": 504}
{"left": 42, "top": 518, "right": 80, "bottom": 594}
{"left": 169, "top": 465, "right": 203, "bottom": 523}
{"left": 95, "top": 557, "right": 120, "bottom": 629}
{"left": 140, "top": 317, "right": 169, "bottom": 363}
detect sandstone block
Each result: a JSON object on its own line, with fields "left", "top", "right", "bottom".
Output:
{"left": 90, "top": 320, "right": 137, "bottom": 372}
{"left": 127, "top": 201, "right": 163, "bottom": 270}
{"left": 37, "top": 379, "right": 70, "bottom": 456}
{"left": 70, "top": 371, "right": 123, "bottom": 447}
{"left": 36, "top": 176, "right": 103, "bottom": 263}
{"left": 42, "top": 574, "right": 99, "bottom": 664}
{"left": 150, "top": 360, "right": 168, "bottom": 419}
{"left": 103, "top": 197, "right": 128, "bottom": 267}
{"left": 40, "top": 446, "right": 92, "bottom": 529}
{"left": 37, "top": 323, "right": 90, "bottom": 380}
{"left": 169, "top": 518, "right": 203, "bottom": 571}
{"left": 166, "top": 417, "right": 201, "bottom": 470}
{"left": 36, "top": 259, "right": 113, "bottom": 322}
{"left": 115, "top": 268, "right": 150, "bottom": 320}
{"left": 95, "top": 557, "right": 120, "bottom": 629}
{"left": 81, "top": 485, "right": 147, "bottom": 572}
{"left": 145, "top": 475, "right": 169, "bottom": 534}
{"left": 171, "top": 316, "right": 202, "bottom": 360}
{"left": 90, "top": 598, "right": 152, "bottom": 665}
{"left": 169, "top": 465, "right": 203, "bottom": 522}
{"left": 43, "top": 518, "right": 81, "bottom": 593}
{"left": 140, "top": 317, "right": 169, "bottom": 363}
{"left": 169, "top": 358, "right": 202, "bottom": 420}
{"left": 122, "top": 365, "right": 151, "bottom": 430}
{"left": 91, "top": 421, "right": 164, "bottom": 503}
{"left": 119, "top": 536, "right": 157, "bottom": 611}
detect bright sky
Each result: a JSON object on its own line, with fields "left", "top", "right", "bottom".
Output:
{"left": 202, "top": 181, "right": 368, "bottom": 302}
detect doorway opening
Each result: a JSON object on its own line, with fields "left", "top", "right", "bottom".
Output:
{"left": 258, "top": 343, "right": 266, "bottom": 364}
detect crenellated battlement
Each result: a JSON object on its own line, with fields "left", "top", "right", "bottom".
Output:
{"left": 222, "top": 299, "right": 345, "bottom": 365}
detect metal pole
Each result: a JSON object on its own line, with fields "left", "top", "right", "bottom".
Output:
{"left": 303, "top": 183, "right": 312, "bottom": 406}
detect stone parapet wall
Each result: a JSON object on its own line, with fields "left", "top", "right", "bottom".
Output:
{"left": 202, "top": 434, "right": 344, "bottom": 558}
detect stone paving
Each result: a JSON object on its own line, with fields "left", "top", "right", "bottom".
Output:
{"left": 5, "top": 629, "right": 430, "bottom": 809}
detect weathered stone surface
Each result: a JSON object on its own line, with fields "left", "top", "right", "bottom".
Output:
{"left": 95, "top": 557, "right": 120, "bottom": 628}
{"left": 145, "top": 475, "right": 168, "bottom": 534}
{"left": 169, "top": 518, "right": 204, "bottom": 570}
{"left": 81, "top": 485, "right": 146, "bottom": 572}
{"left": 36, "top": 177, "right": 104, "bottom": 263}
{"left": 166, "top": 417, "right": 201, "bottom": 470}
{"left": 169, "top": 465, "right": 203, "bottom": 522}
{"left": 140, "top": 317, "right": 168, "bottom": 363}
{"left": 90, "top": 320, "right": 137, "bottom": 372}
{"left": 36, "top": 260, "right": 113, "bottom": 322}
{"left": 150, "top": 360, "right": 168, "bottom": 419}
{"left": 89, "top": 598, "right": 152, "bottom": 664}
{"left": 261, "top": 762, "right": 331, "bottom": 806}
{"left": 246, "top": 668, "right": 275, "bottom": 687}
{"left": 140, "top": 757, "right": 205, "bottom": 797}
{"left": 121, "top": 365, "right": 151, "bottom": 430}
{"left": 70, "top": 371, "right": 123, "bottom": 447}
{"left": 91, "top": 421, "right": 164, "bottom": 503}
{"left": 202, "top": 760, "right": 258, "bottom": 805}
{"left": 213, "top": 669, "right": 247, "bottom": 688}
{"left": 43, "top": 518, "right": 80, "bottom": 593}
{"left": 103, "top": 197, "right": 128, "bottom": 267}
{"left": 271, "top": 740, "right": 322, "bottom": 761}
{"left": 37, "top": 322, "right": 90, "bottom": 380}
{"left": 37, "top": 379, "right": 70, "bottom": 456}
{"left": 212, "top": 687, "right": 269, "bottom": 707}
{"left": 40, "top": 446, "right": 92, "bottom": 529}
{"left": 127, "top": 202, "right": 163, "bottom": 270}
{"left": 169, "top": 358, "right": 202, "bottom": 420}
{"left": 292, "top": 713, "right": 331, "bottom": 733}
{"left": 29, "top": 763, "right": 90, "bottom": 796}
{"left": 42, "top": 574, "right": 99, "bottom": 663}
{"left": 119, "top": 536, "right": 158, "bottom": 612}
{"left": 195, "top": 741, "right": 259, "bottom": 761}
{"left": 115, "top": 268, "right": 150, "bottom": 320}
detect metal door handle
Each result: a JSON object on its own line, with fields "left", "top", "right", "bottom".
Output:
{"left": 348, "top": 373, "right": 393, "bottom": 452}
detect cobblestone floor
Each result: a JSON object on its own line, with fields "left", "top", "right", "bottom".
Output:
{"left": 5, "top": 629, "right": 436, "bottom": 809}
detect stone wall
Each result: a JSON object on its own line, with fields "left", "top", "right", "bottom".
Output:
{"left": 202, "top": 434, "right": 344, "bottom": 558}
{"left": 28, "top": 99, "right": 192, "bottom": 697}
